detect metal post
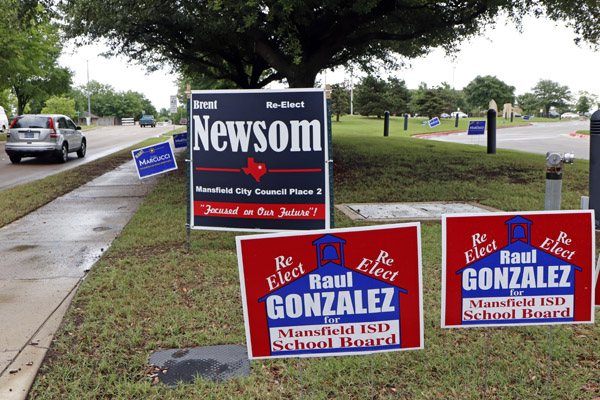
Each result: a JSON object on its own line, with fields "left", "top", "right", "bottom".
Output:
{"left": 487, "top": 109, "right": 496, "bottom": 154}
{"left": 510, "top": 112, "right": 514, "bottom": 123}
{"left": 545, "top": 152, "right": 574, "bottom": 211}
{"left": 383, "top": 111, "right": 390, "bottom": 136}
{"left": 455, "top": 113, "right": 459, "bottom": 128}
{"left": 589, "top": 110, "right": 600, "bottom": 228}
{"left": 404, "top": 113, "right": 408, "bottom": 131}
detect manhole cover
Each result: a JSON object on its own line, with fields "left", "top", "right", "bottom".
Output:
{"left": 147, "top": 345, "right": 250, "bottom": 386}
{"left": 337, "top": 201, "right": 500, "bottom": 222}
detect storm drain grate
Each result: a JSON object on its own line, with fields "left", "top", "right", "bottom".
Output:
{"left": 147, "top": 345, "right": 250, "bottom": 386}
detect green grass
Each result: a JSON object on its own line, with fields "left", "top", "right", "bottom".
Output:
{"left": 335, "top": 115, "right": 541, "bottom": 137}
{"left": 23, "top": 116, "right": 600, "bottom": 399}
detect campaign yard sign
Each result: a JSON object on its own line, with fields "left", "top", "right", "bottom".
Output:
{"left": 467, "top": 120, "right": 486, "bottom": 135}
{"left": 189, "top": 89, "right": 330, "bottom": 232}
{"left": 595, "top": 256, "right": 600, "bottom": 307}
{"left": 173, "top": 132, "right": 187, "bottom": 148}
{"left": 236, "top": 224, "right": 423, "bottom": 359}
{"left": 132, "top": 141, "right": 177, "bottom": 179}
{"left": 429, "top": 117, "right": 440, "bottom": 128}
{"left": 442, "top": 210, "right": 595, "bottom": 328}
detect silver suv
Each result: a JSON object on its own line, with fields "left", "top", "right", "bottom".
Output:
{"left": 5, "top": 114, "right": 86, "bottom": 164}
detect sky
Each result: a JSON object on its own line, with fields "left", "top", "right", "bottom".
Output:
{"left": 59, "top": 14, "right": 600, "bottom": 111}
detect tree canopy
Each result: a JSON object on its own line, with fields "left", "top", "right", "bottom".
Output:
{"left": 58, "top": 0, "right": 600, "bottom": 89}
{"left": 532, "top": 79, "right": 571, "bottom": 115}
{"left": 463, "top": 75, "right": 515, "bottom": 111}
{"left": 71, "top": 81, "right": 157, "bottom": 119}
{"left": 2, "top": 1, "right": 72, "bottom": 115}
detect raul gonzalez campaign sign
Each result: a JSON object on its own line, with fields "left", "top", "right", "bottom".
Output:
{"left": 189, "top": 89, "right": 330, "bottom": 232}
{"left": 442, "top": 210, "right": 595, "bottom": 328}
{"left": 236, "top": 224, "right": 423, "bottom": 359}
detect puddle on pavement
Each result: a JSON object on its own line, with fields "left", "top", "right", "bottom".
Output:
{"left": 11, "top": 245, "right": 38, "bottom": 252}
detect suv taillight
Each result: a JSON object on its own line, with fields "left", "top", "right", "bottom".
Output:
{"left": 49, "top": 118, "right": 57, "bottom": 138}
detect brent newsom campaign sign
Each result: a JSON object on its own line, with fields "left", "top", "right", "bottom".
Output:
{"left": 441, "top": 210, "right": 595, "bottom": 328}
{"left": 189, "top": 89, "right": 330, "bottom": 232}
{"left": 236, "top": 224, "right": 423, "bottom": 359}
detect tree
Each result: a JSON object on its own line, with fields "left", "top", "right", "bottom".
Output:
{"left": 386, "top": 78, "right": 412, "bottom": 116}
{"left": 410, "top": 83, "right": 453, "bottom": 119}
{"left": 463, "top": 75, "right": 515, "bottom": 111}
{"left": 72, "top": 81, "right": 157, "bottom": 118}
{"left": 41, "top": 96, "right": 77, "bottom": 118}
{"left": 516, "top": 93, "right": 542, "bottom": 116}
{"left": 330, "top": 83, "right": 351, "bottom": 122}
{"left": 532, "top": 79, "right": 571, "bottom": 115}
{"left": 575, "top": 91, "right": 598, "bottom": 114}
{"left": 4, "top": 2, "right": 72, "bottom": 115}
{"left": 59, "top": 0, "right": 600, "bottom": 89}
{"left": 354, "top": 76, "right": 390, "bottom": 118}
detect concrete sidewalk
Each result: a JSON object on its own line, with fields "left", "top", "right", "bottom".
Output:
{"left": 0, "top": 160, "right": 161, "bottom": 399}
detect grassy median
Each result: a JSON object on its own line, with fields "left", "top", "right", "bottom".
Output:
{"left": 26, "top": 117, "right": 600, "bottom": 399}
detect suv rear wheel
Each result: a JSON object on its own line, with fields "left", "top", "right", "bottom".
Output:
{"left": 77, "top": 140, "right": 86, "bottom": 158}
{"left": 57, "top": 143, "right": 68, "bottom": 163}
{"left": 9, "top": 154, "right": 21, "bottom": 164}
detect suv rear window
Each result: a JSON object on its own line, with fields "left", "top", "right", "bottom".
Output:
{"left": 12, "top": 116, "right": 51, "bottom": 129}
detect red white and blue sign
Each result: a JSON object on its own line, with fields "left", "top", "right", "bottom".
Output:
{"left": 236, "top": 223, "right": 423, "bottom": 359}
{"left": 467, "top": 120, "right": 486, "bottom": 135}
{"left": 442, "top": 210, "right": 595, "bottom": 328}
{"left": 595, "top": 256, "right": 600, "bottom": 307}
{"left": 189, "top": 89, "right": 330, "bottom": 232}
{"left": 132, "top": 141, "right": 177, "bottom": 179}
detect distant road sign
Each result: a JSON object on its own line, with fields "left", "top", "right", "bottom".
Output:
{"left": 170, "top": 95, "right": 178, "bottom": 114}
{"left": 429, "top": 117, "right": 440, "bottom": 128}
{"left": 523, "top": 115, "right": 531, "bottom": 121}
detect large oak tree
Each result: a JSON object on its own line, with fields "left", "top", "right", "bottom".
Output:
{"left": 58, "top": 0, "right": 600, "bottom": 88}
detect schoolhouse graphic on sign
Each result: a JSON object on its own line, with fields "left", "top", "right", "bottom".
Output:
{"left": 456, "top": 216, "right": 581, "bottom": 325}
{"left": 258, "top": 234, "right": 408, "bottom": 356}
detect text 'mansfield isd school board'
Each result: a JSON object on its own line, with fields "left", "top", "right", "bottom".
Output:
{"left": 236, "top": 224, "right": 423, "bottom": 359}
{"left": 189, "top": 89, "right": 330, "bottom": 231}
{"left": 442, "top": 210, "right": 595, "bottom": 328}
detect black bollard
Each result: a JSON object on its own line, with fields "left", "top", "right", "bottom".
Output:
{"left": 510, "top": 112, "right": 514, "bottom": 123}
{"left": 487, "top": 108, "right": 496, "bottom": 154}
{"left": 384, "top": 111, "right": 390, "bottom": 137}
{"left": 404, "top": 113, "right": 408, "bottom": 131}
{"left": 589, "top": 110, "right": 600, "bottom": 227}
{"left": 455, "top": 113, "right": 459, "bottom": 128}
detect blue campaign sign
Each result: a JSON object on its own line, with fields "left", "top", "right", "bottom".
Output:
{"left": 173, "top": 132, "right": 187, "bottom": 148}
{"left": 132, "top": 142, "right": 177, "bottom": 179}
{"left": 468, "top": 120, "right": 486, "bottom": 135}
{"left": 523, "top": 115, "right": 531, "bottom": 121}
{"left": 428, "top": 117, "right": 440, "bottom": 128}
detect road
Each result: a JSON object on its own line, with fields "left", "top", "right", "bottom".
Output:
{"left": 0, "top": 124, "right": 178, "bottom": 191}
{"left": 416, "top": 119, "right": 591, "bottom": 160}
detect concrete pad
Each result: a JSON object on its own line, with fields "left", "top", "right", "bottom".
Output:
{"left": 0, "top": 278, "right": 81, "bottom": 353}
{"left": 0, "top": 279, "right": 80, "bottom": 400}
{"left": 337, "top": 201, "right": 500, "bottom": 222}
